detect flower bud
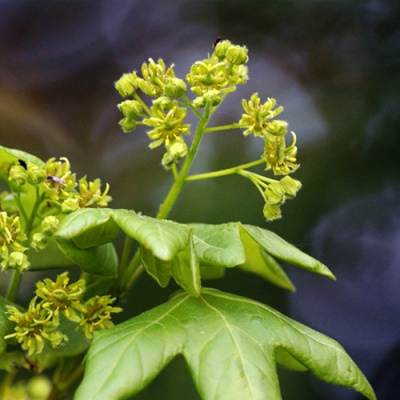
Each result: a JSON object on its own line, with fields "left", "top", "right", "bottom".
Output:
{"left": 42, "top": 216, "right": 60, "bottom": 236}
{"left": 6, "top": 251, "right": 30, "bottom": 272}
{"left": 213, "top": 40, "right": 231, "bottom": 59}
{"left": 61, "top": 197, "right": 80, "bottom": 213}
{"left": 263, "top": 203, "right": 282, "bottom": 221}
{"left": 162, "top": 140, "right": 188, "bottom": 169}
{"left": 8, "top": 165, "right": 27, "bottom": 186}
{"left": 31, "top": 232, "right": 48, "bottom": 251}
{"left": 115, "top": 72, "right": 139, "bottom": 97}
{"left": 264, "top": 182, "right": 285, "bottom": 205}
{"left": 193, "top": 89, "right": 223, "bottom": 108}
{"left": 225, "top": 45, "right": 248, "bottom": 65}
{"left": 202, "top": 89, "right": 223, "bottom": 107}
{"left": 280, "top": 176, "right": 302, "bottom": 198}
{"left": 267, "top": 120, "right": 288, "bottom": 136}
{"left": 193, "top": 96, "right": 206, "bottom": 108}
{"left": 153, "top": 96, "right": 174, "bottom": 110}
{"left": 164, "top": 78, "right": 187, "bottom": 98}
{"left": 119, "top": 117, "right": 137, "bottom": 133}
{"left": 27, "top": 163, "right": 47, "bottom": 185}
{"left": 117, "top": 100, "right": 143, "bottom": 119}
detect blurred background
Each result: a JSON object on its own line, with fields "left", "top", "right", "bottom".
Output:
{"left": 1, "top": 0, "right": 399, "bottom": 399}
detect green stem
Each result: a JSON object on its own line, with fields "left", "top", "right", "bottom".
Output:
{"left": 156, "top": 103, "right": 212, "bottom": 220}
{"left": 181, "top": 95, "right": 203, "bottom": 119}
{"left": 6, "top": 269, "right": 22, "bottom": 302}
{"left": 204, "top": 122, "right": 240, "bottom": 133}
{"left": 185, "top": 159, "right": 264, "bottom": 181}
{"left": 238, "top": 168, "right": 276, "bottom": 184}
{"left": 171, "top": 163, "right": 179, "bottom": 180}
{"left": 120, "top": 104, "right": 213, "bottom": 293}
{"left": 118, "top": 236, "right": 134, "bottom": 281}
{"left": 6, "top": 189, "right": 45, "bottom": 301}
{"left": 134, "top": 92, "right": 152, "bottom": 116}
{"left": 12, "top": 189, "right": 28, "bottom": 227}
{"left": 25, "top": 189, "right": 45, "bottom": 242}
{"left": 120, "top": 245, "right": 141, "bottom": 290}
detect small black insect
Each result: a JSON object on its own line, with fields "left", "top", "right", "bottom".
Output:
{"left": 212, "top": 36, "right": 223, "bottom": 48}
{"left": 18, "top": 159, "right": 27, "bottom": 170}
{"left": 47, "top": 175, "right": 66, "bottom": 185}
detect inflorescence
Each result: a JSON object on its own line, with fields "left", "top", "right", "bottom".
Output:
{"left": 115, "top": 39, "right": 301, "bottom": 221}
{"left": 0, "top": 156, "right": 111, "bottom": 272}
{"left": 5, "top": 272, "right": 121, "bottom": 356}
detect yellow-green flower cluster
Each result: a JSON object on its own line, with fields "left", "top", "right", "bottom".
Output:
{"left": 115, "top": 59, "right": 189, "bottom": 168}
{"left": 238, "top": 92, "right": 301, "bottom": 220}
{"left": 72, "top": 177, "right": 111, "bottom": 211}
{"left": 79, "top": 295, "right": 122, "bottom": 340}
{"left": 186, "top": 39, "right": 248, "bottom": 107}
{"left": 0, "top": 211, "right": 28, "bottom": 271}
{"left": 5, "top": 297, "right": 67, "bottom": 356}
{"left": 115, "top": 41, "right": 249, "bottom": 169}
{"left": 239, "top": 93, "right": 299, "bottom": 175}
{"left": 4, "top": 273, "right": 121, "bottom": 356}
{"left": 9, "top": 157, "right": 113, "bottom": 214}
{"left": 262, "top": 176, "right": 302, "bottom": 220}
{"left": 1, "top": 157, "right": 111, "bottom": 271}
{"left": 35, "top": 272, "right": 85, "bottom": 323}
{"left": 115, "top": 58, "right": 187, "bottom": 100}
{"left": 143, "top": 99, "right": 190, "bottom": 149}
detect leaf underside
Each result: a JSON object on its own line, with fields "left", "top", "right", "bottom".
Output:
{"left": 75, "top": 288, "right": 376, "bottom": 400}
{"left": 55, "top": 209, "right": 335, "bottom": 295}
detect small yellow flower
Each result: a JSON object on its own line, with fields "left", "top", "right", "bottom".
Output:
{"left": 35, "top": 272, "right": 85, "bottom": 322}
{"left": 0, "top": 211, "right": 28, "bottom": 270}
{"left": 41, "top": 157, "right": 76, "bottom": 202}
{"left": 239, "top": 93, "right": 284, "bottom": 137}
{"left": 77, "top": 177, "right": 112, "bottom": 208}
{"left": 8, "top": 164, "right": 27, "bottom": 186}
{"left": 79, "top": 295, "right": 122, "bottom": 340}
{"left": 41, "top": 216, "right": 60, "bottom": 236}
{"left": 263, "top": 131, "right": 299, "bottom": 175}
{"left": 5, "top": 298, "right": 67, "bottom": 356}
{"left": 138, "top": 58, "right": 178, "bottom": 97}
{"left": 186, "top": 58, "right": 229, "bottom": 96}
{"left": 115, "top": 71, "right": 139, "bottom": 97}
{"left": 143, "top": 103, "right": 190, "bottom": 149}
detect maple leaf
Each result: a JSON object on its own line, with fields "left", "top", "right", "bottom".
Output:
{"left": 75, "top": 288, "right": 376, "bottom": 400}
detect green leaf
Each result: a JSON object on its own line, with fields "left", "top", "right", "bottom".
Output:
{"left": 56, "top": 211, "right": 334, "bottom": 292}
{"left": 238, "top": 224, "right": 295, "bottom": 291}
{"left": 56, "top": 240, "right": 118, "bottom": 277}
{"left": 54, "top": 209, "right": 120, "bottom": 277}
{"left": 0, "top": 297, "right": 16, "bottom": 354}
{"left": 191, "top": 223, "right": 246, "bottom": 267}
{"left": 141, "top": 228, "right": 200, "bottom": 295}
{"left": 55, "top": 208, "right": 121, "bottom": 249}
{"left": 242, "top": 224, "right": 335, "bottom": 280}
{"left": 112, "top": 209, "right": 191, "bottom": 261}
{"left": 83, "top": 274, "right": 118, "bottom": 300}
{"left": 75, "top": 288, "right": 376, "bottom": 400}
